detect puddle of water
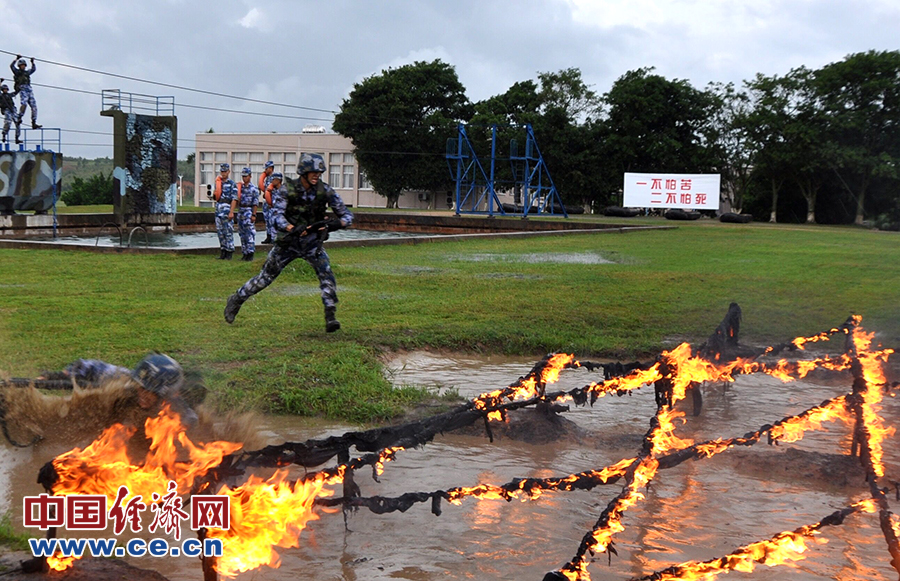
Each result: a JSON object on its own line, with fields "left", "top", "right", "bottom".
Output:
{"left": 1, "top": 353, "right": 897, "bottom": 580}
{"left": 451, "top": 252, "right": 614, "bottom": 265}
{"left": 22, "top": 228, "right": 437, "bottom": 249}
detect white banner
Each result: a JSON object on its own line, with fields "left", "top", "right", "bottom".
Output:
{"left": 623, "top": 173, "right": 720, "bottom": 210}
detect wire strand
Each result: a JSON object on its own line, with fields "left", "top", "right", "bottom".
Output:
{"left": 0, "top": 48, "right": 336, "bottom": 115}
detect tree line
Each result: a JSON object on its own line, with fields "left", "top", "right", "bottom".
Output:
{"left": 333, "top": 51, "right": 900, "bottom": 227}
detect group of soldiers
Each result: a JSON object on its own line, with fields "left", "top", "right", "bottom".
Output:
{"left": 211, "top": 160, "right": 277, "bottom": 261}
{"left": 217, "top": 152, "right": 353, "bottom": 333}
{"left": 0, "top": 55, "right": 42, "bottom": 145}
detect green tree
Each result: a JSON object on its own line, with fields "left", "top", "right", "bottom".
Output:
{"left": 469, "top": 69, "right": 602, "bottom": 208}
{"left": 706, "top": 82, "right": 757, "bottom": 213}
{"left": 814, "top": 50, "right": 900, "bottom": 225}
{"left": 61, "top": 172, "right": 114, "bottom": 206}
{"left": 597, "top": 68, "right": 719, "bottom": 194}
{"left": 333, "top": 60, "right": 472, "bottom": 208}
{"left": 745, "top": 69, "right": 831, "bottom": 224}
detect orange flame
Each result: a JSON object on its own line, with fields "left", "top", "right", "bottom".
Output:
{"left": 51, "top": 405, "right": 243, "bottom": 501}
{"left": 768, "top": 396, "right": 854, "bottom": 443}
{"left": 444, "top": 457, "right": 636, "bottom": 505}
{"left": 474, "top": 353, "right": 575, "bottom": 413}
{"left": 207, "top": 446, "right": 403, "bottom": 577}
{"left": 46, "top": 553, "right": 75, "bottom": 571}
{"left": 653, "top": 408, "right": 693, "bottom": 454}
{"left": 206, "top": 471, "right": 329, "bottom": 578}
{"left": 649, "top": 500, "right": 877, "bottom": 580}
{"left": 852, "top": 328, "right": 895, "bottom": 477}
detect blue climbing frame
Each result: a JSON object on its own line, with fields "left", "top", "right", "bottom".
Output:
{"left": 446, "top": 123, "right": 567, "bottom": 218}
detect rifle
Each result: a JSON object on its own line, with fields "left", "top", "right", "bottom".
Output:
{"left": 287, "top": 217, "right": 343, "bottom": 253}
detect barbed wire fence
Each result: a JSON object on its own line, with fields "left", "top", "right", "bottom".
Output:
{"left": 22, "top": 305, "right": 900, "bottom": 580}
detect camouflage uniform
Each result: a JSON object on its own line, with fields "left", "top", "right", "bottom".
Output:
{"left": 259, "top": 170, "right": 277, "bottom": 241}
{"left": 214, "top": 174, "right": 237, "bottom": 253}
{"left": 0, "top": 88, "right": 20, "bottom": 143}
{"left": 231, "top": 178, "right": 353, "bottom": 310}
{"left": 65, "top": 359, "right": 131, "bottom": 384}
{"left": 235, "top": 180, "right": 260, "bottom": 257}
{"left": 10, "top": 59, "right": 37, "bottom": 128}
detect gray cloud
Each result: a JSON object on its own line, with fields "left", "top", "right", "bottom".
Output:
{"left": 2, "top": 0, "right": 897, "bottom": 157}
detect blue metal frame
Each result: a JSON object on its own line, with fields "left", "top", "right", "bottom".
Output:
{"left": 511, "top": 124, "right": 567, "bottom": 218}
{"left": 445, "top": 124, "right": 506, "bottom": 217}
{"left": 447, "top": 123, "right": 567, "bottom": 218}
{"left": 102, "top": 89, "right": 175, "bottom": 116}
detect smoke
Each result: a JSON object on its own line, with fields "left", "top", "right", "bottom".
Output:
{"left": 0, "top": 379, "right": 265, "bottom": 451}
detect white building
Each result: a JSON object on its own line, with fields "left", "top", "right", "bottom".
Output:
{"left": 193, "top": 128, "right": 436, "bottom": 209}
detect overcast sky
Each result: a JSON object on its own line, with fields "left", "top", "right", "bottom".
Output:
{"left": 1, "top": 0, "right": 897, "bottom": 158}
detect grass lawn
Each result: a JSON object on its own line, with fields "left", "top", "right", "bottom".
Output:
{"left": 1, "top": 220, "right": 898, "bottom": 423}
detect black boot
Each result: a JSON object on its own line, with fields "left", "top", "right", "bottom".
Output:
{"left": 32, "top": 122, "right": 41, "bottom": 129}
{"left": 262, "top": 236, "right": 273, "bottom": 244}
{"left": 217, "top": 249, "right": 226, "bottom": 260}
{"left": 224, "top": 251, "right": 233, "bottom": 260}
{"left": 325, "top": 307, "right": 341, "bottom": 333}
{"left": 224, "top": 293, "right": 244, "bottom": 324}
{"left": 242, "top": 252, "right": 254, "bottom": 262}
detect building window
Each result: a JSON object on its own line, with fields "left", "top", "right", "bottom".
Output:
{"left": 232, "top": 152, "right": 248, "bottom": 163}
{"left": 250, "top": 152, "right": 265, "bottom": 163}
{"left": 284, "top": 152, "right": 297, "bottom": 165}
{"left": 343, "top": 164, "right": 355, "bottom": 189}
{"left": 214, "top": 152, "right": 227, "bottom": 162}
{"left": 199, "top": 152, "right": 211, "bottom": 161}
{"left": 250, "top": 164, "right": 264, "bottom": 175}
{"left": 360, "top": 171, "right": 372, "bottom": 190}
{"left": 200, "top": 164, "right": 213, "bottom": 185}
{"left": 269, "top": 152, "right": 283, "bottom": 163}
{"left": 329, "top": 164, "right": 341, "bottom": 186}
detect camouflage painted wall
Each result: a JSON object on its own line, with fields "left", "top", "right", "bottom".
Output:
{"left": 0, "top": 151, "right": 61, "bottom": 212}
{"left": 103, "top": 110, "right": 177, "bottom": 218}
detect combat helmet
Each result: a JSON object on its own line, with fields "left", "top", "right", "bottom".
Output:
{"left": 131, "top": 353, "right": 184, "bottom": 399}
{"left": 297, "top": 153, "right": 326, "bottom": 175}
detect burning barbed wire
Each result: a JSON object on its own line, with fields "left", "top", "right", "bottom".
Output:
{"left": 27, "top": 311, "right": 898, "bottom": 580}
{"left": 634, "top": 500, "right": 878, "bottom": 581}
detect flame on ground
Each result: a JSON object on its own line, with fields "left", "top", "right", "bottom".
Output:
{"left": 852, "top": 328, "right": 895, "bottom": 477}
{"left": 207, "top": 446, "right": 403, "bottom": 577}
{"left": 206, "top": 471, "right": 330, "bottom": 578}
{"left": 647, "top": 500, "right": 877, "bottom": 580}
{"left": 46, "top": 554, "right": 75, "bottom": 571}
{"left": 51, "top": 405, "right": 242, "bottom": 502}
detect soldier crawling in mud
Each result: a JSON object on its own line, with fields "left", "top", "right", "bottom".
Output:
{"left": 0, "top": 82, "right": 20, "bottom": 144}
{"left": 10, "top": 55, "right": 40, "bottom": 130}
{"left": 1, "top": 354, "right": 204, "bottom": 458}
{"left": 232, "top": 167, "right": 260, "bottom": 261}
{"left": 224, "top": 153, "right": 353, "bottom": 332}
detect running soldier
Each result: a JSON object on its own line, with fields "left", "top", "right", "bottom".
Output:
{"left": 258, "top": 160, "right": 277, "bottom": 243}
{"left": 224, "top": 154, "right": 353, "bottom": 332}
{"left": 213, "top": 163, "right": 237, "bottom": 260}
{"left": 10, "top": 55, "right": 40, "bottom": 129}
{"left": 0, "top": 82, "right": 20, "bottom": 145}
{"left": 232, "top": 167, "right": 260, "bottom": 261}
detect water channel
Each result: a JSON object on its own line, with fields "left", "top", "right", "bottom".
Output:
{"left": 1, "top": 350, "right": 898, "bottom": 580}
{"left": 26, "top": 228, "right": 433, "bottom": 249}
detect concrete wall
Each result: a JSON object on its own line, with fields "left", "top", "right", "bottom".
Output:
{"left": 102, "top": 110, "right": 178, "bottom": 225}
{"left": 0, "top": 151, "right": 61, "bottom": 213}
